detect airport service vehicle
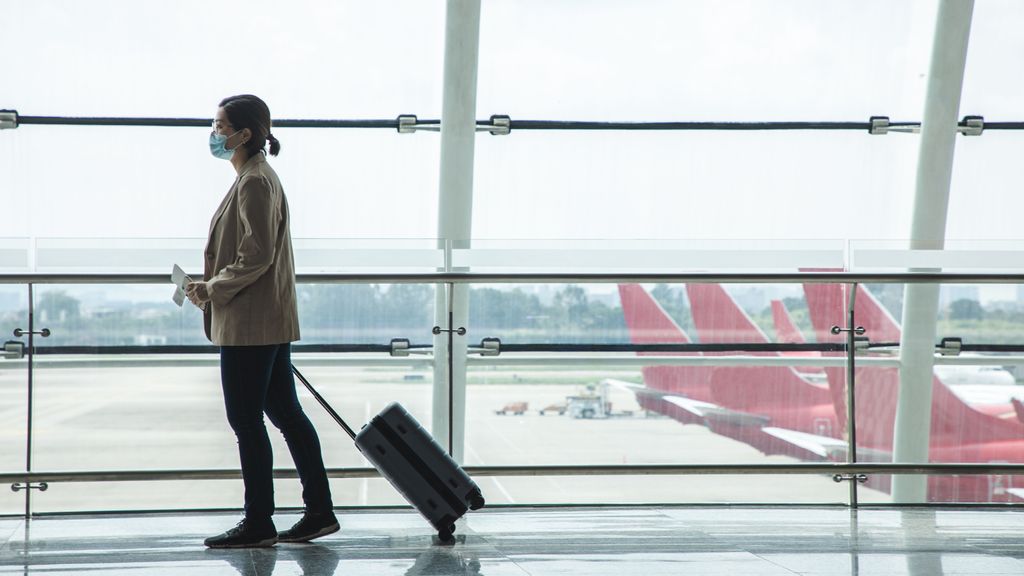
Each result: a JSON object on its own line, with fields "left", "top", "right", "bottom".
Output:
{"left": 495, "top": 402, "right": 528, "bottom": 415}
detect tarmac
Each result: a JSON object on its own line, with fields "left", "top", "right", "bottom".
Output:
{"left": 0, "top": 361, "right": 885, "bottom": 515}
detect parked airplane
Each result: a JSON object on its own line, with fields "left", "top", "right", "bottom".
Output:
{"left": 802, "top": 282, "right": 1024, "bottom": 502}
{"left": 617, "top": 283, "right": 1024, "bottom": 502}
{"left": 616, "top": 284, "right": 844, "bottom": 462}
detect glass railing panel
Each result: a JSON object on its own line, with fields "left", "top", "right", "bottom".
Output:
{"left": 296, "top": 283, "right": 438, "bottom": 345}
{"left": 31, "top": 284, "right": 205, "bottom": 347}
{"left": 0, "top": 239, "right": 30, "bottom": 273}
{"left": 17, "top": 238, "right": 444, "bottom": 275}
{"left": 30, "top": 478, "right": 420, "bottom": 514}
{"left": 874, "top": 474, "right": 1024, "bottom": 507}
{"left": 293, "top": 239, "right": 444, "bottom": 275}
{"left": 453, "top": 239, "right": 847, "bottom": 274}
{"left": 815, "top": 278, "right": 1024, "bottom": 503}
{"left": 26, "top": 281, "right": 437, "bottom": 512}
{"left": 0, "top": 284, "right": 28, "bottom": 514}
{"left": 465, "top": 281, "right": 854, "bottom": 503}
{"left": 849, "top": 240, "right": 1024, "bottom": 273}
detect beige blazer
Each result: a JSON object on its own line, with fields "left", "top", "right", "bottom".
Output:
{"left": 203, "top": 153, "right": 300, "bottom": 346}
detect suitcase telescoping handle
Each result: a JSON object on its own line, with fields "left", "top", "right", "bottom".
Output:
{"left": 291, "top": 364, "right": 358, "bottom": 441}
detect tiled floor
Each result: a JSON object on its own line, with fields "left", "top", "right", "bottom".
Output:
{"left": 0, "top": 506, "right": 1022, "bottom": 575}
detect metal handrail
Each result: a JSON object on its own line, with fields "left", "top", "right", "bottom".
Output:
{"left": 3, "top": 463, "right": 1023, "bottom": 485}
{"left": 2, "top": 272, "right": 1024, "bottom": 284}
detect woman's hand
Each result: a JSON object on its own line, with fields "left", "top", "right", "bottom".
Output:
{"left": 185, "top": 281, "right": 211, "bottom": 311}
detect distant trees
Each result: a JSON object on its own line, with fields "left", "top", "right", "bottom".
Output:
{"left": 12, "top": 285, "right": 1019, "bottom": 348}
{"left": 948, "top": 298, "right": 984, "bottom": 321}
{"left": 36, "top": 290, "right": 80, "bottom": 323}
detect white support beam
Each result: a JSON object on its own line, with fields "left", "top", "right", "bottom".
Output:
{"left": 893, "top": 0, "right": 974, "bottom": 503}
{"left": 432, "top": 0, "right": 481, "bottom": 464}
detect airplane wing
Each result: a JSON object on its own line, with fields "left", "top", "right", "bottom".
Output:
{"left": 1007, "top": 488, "right": 1024, "bottom": 502}
{"left": 603, "top": 378, "right": 838, "bottom": 461}
{"left": 761, "top": 427, "right": 848, "bottom": 459}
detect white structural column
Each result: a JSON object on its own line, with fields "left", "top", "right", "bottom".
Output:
{"left": 893, "top": 0, "right": 973, "bottom": 502}
{"left": 432, "top": 0, "right": 481, "bottom": 464}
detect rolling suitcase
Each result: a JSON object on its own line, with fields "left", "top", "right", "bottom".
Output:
{"left": 291, "top": 365, "right": 485, "bottom": 542}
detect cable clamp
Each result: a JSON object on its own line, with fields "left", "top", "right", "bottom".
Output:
{"left": 938, "top": 337, "right": 963, "bottom": 356}
{"left": 2, "top": 340, "right": 24, "bottom": 360}
{"left": 390, "top": 338, "right": 411, "bottom": 356}
{"left": 0, "top": 110, "right": 17, "bottom": 130}
{"left": 958, "top": 115, "right": 984, "bottom": 136}
{"left": 397, "top": 114, "right": 419, "bottom": 134}
{"left": 468, "top": 337, "right": 502, "bottom": 357}
{"left": 485, "top": 115, "right": 511, "bottom": 136}
{"left": 870, "top": 115, "right": 921, "bottom": 134}
{"left": 868, "top": 116, "right": 889, "bottom": 135}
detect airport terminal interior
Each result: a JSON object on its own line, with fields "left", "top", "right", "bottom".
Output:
{"left": 3, "top": 0, "right": 1024, "bottom": 574}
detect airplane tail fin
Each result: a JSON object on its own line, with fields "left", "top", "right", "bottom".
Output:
{"left": 802, "top": 281, "right": 897, "bottom": 441}
{"left": 802, "top": 281, "right": 1024, "bottom": 448}
{"left": 684, "top": 284, "right": 832, "bottom": 410}
{"left": 618, "top": 284, "right": 690, "bottom": 345}
{"left": 617, "top": 284, "right": 712, "bottom": 401}
{"left": 685, "top": 283, "right": 771, "bottom": 347}
{"left": 771, "top": 299, "right": 825, "bottom": 377}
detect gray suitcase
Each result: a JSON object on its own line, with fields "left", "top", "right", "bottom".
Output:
{"left": 292, "top": 365, "right": 485, "bottom": 542}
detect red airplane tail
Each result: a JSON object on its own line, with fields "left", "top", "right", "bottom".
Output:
{"left": 770, "top": 299, "right": 826, "bottom": 377}
{"left": 802, "top": 281, "right": 1024, "bottom": 452}
{"left": 771, "top": 300, "right": 806, "bottom": 345}
{"left": 684, "top": 284, "right": 834, "bottom": 414}
{"left": 617, "top": 284, "right": 712, "bottom": 401}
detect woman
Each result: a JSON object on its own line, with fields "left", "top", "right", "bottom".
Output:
{"left": 186, "top": 94, "right": 338, "bottom": 548}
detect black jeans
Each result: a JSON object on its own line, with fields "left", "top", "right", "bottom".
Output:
{"left": 220, "top": 343, "right": 333, "bottom": 522}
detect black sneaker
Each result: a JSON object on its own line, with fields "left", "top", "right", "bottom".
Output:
{"left": 204, "top": 518, "right": 278, "bottom": 548}
{"left": 277, "top": 511, "right": 340, "bottom": 543}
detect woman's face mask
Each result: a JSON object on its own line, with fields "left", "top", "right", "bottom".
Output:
{"left": 209, "top": 129, "right": 241, "bottom": 160}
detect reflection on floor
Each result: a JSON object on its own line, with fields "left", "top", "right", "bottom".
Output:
{"left": 0, "top": 506, "right": 1022, "bottom": 575}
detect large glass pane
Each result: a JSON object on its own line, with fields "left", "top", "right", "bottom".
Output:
{"left": 473, "top": 132, "right": 918, "bottom": 240}
{"left": 3, "top": 1, "right": 444, "bottom": 117}
{"left": 0, "top": 284, "right": 28, "bottom": 514}
{"left": 960, "top": 0, "right": 1024, "bottom": 118}
{"left": 466, "top": 281, "right": 863, "bottom": 503}
{"left": 948, "top": 136, "right": 1024, "bottom": 241}
{"left": 478, "top": 0, "right": 934, "bottom": 120}
{"left": 0, "top": 127, "right": 439, "bottom": 241}
{"left": 953, "top": 0, "right": 1024, "bottom": 241}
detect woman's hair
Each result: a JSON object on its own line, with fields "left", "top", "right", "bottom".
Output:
{"left": 218, "top": 94, "right": 280, "bottom": 156}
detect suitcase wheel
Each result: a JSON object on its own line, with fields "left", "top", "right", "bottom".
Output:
{"left": 437, "top": 524, "right": 456, "bottom": 543}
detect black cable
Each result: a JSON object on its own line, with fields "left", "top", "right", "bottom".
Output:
{"left": 981, "top": 122, "right": 1024, "bottom": 130}
{"left": 495, "top": 343, "right": 846, "bottom": 353}
{"left": 507, "top": 120, "right": 875, "bottom": 131}
{"left": 30, "top": 343, "right": 409, "bottom": 355}
{"left": 16, "top": 116, "right": 403, "bottom": 129}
